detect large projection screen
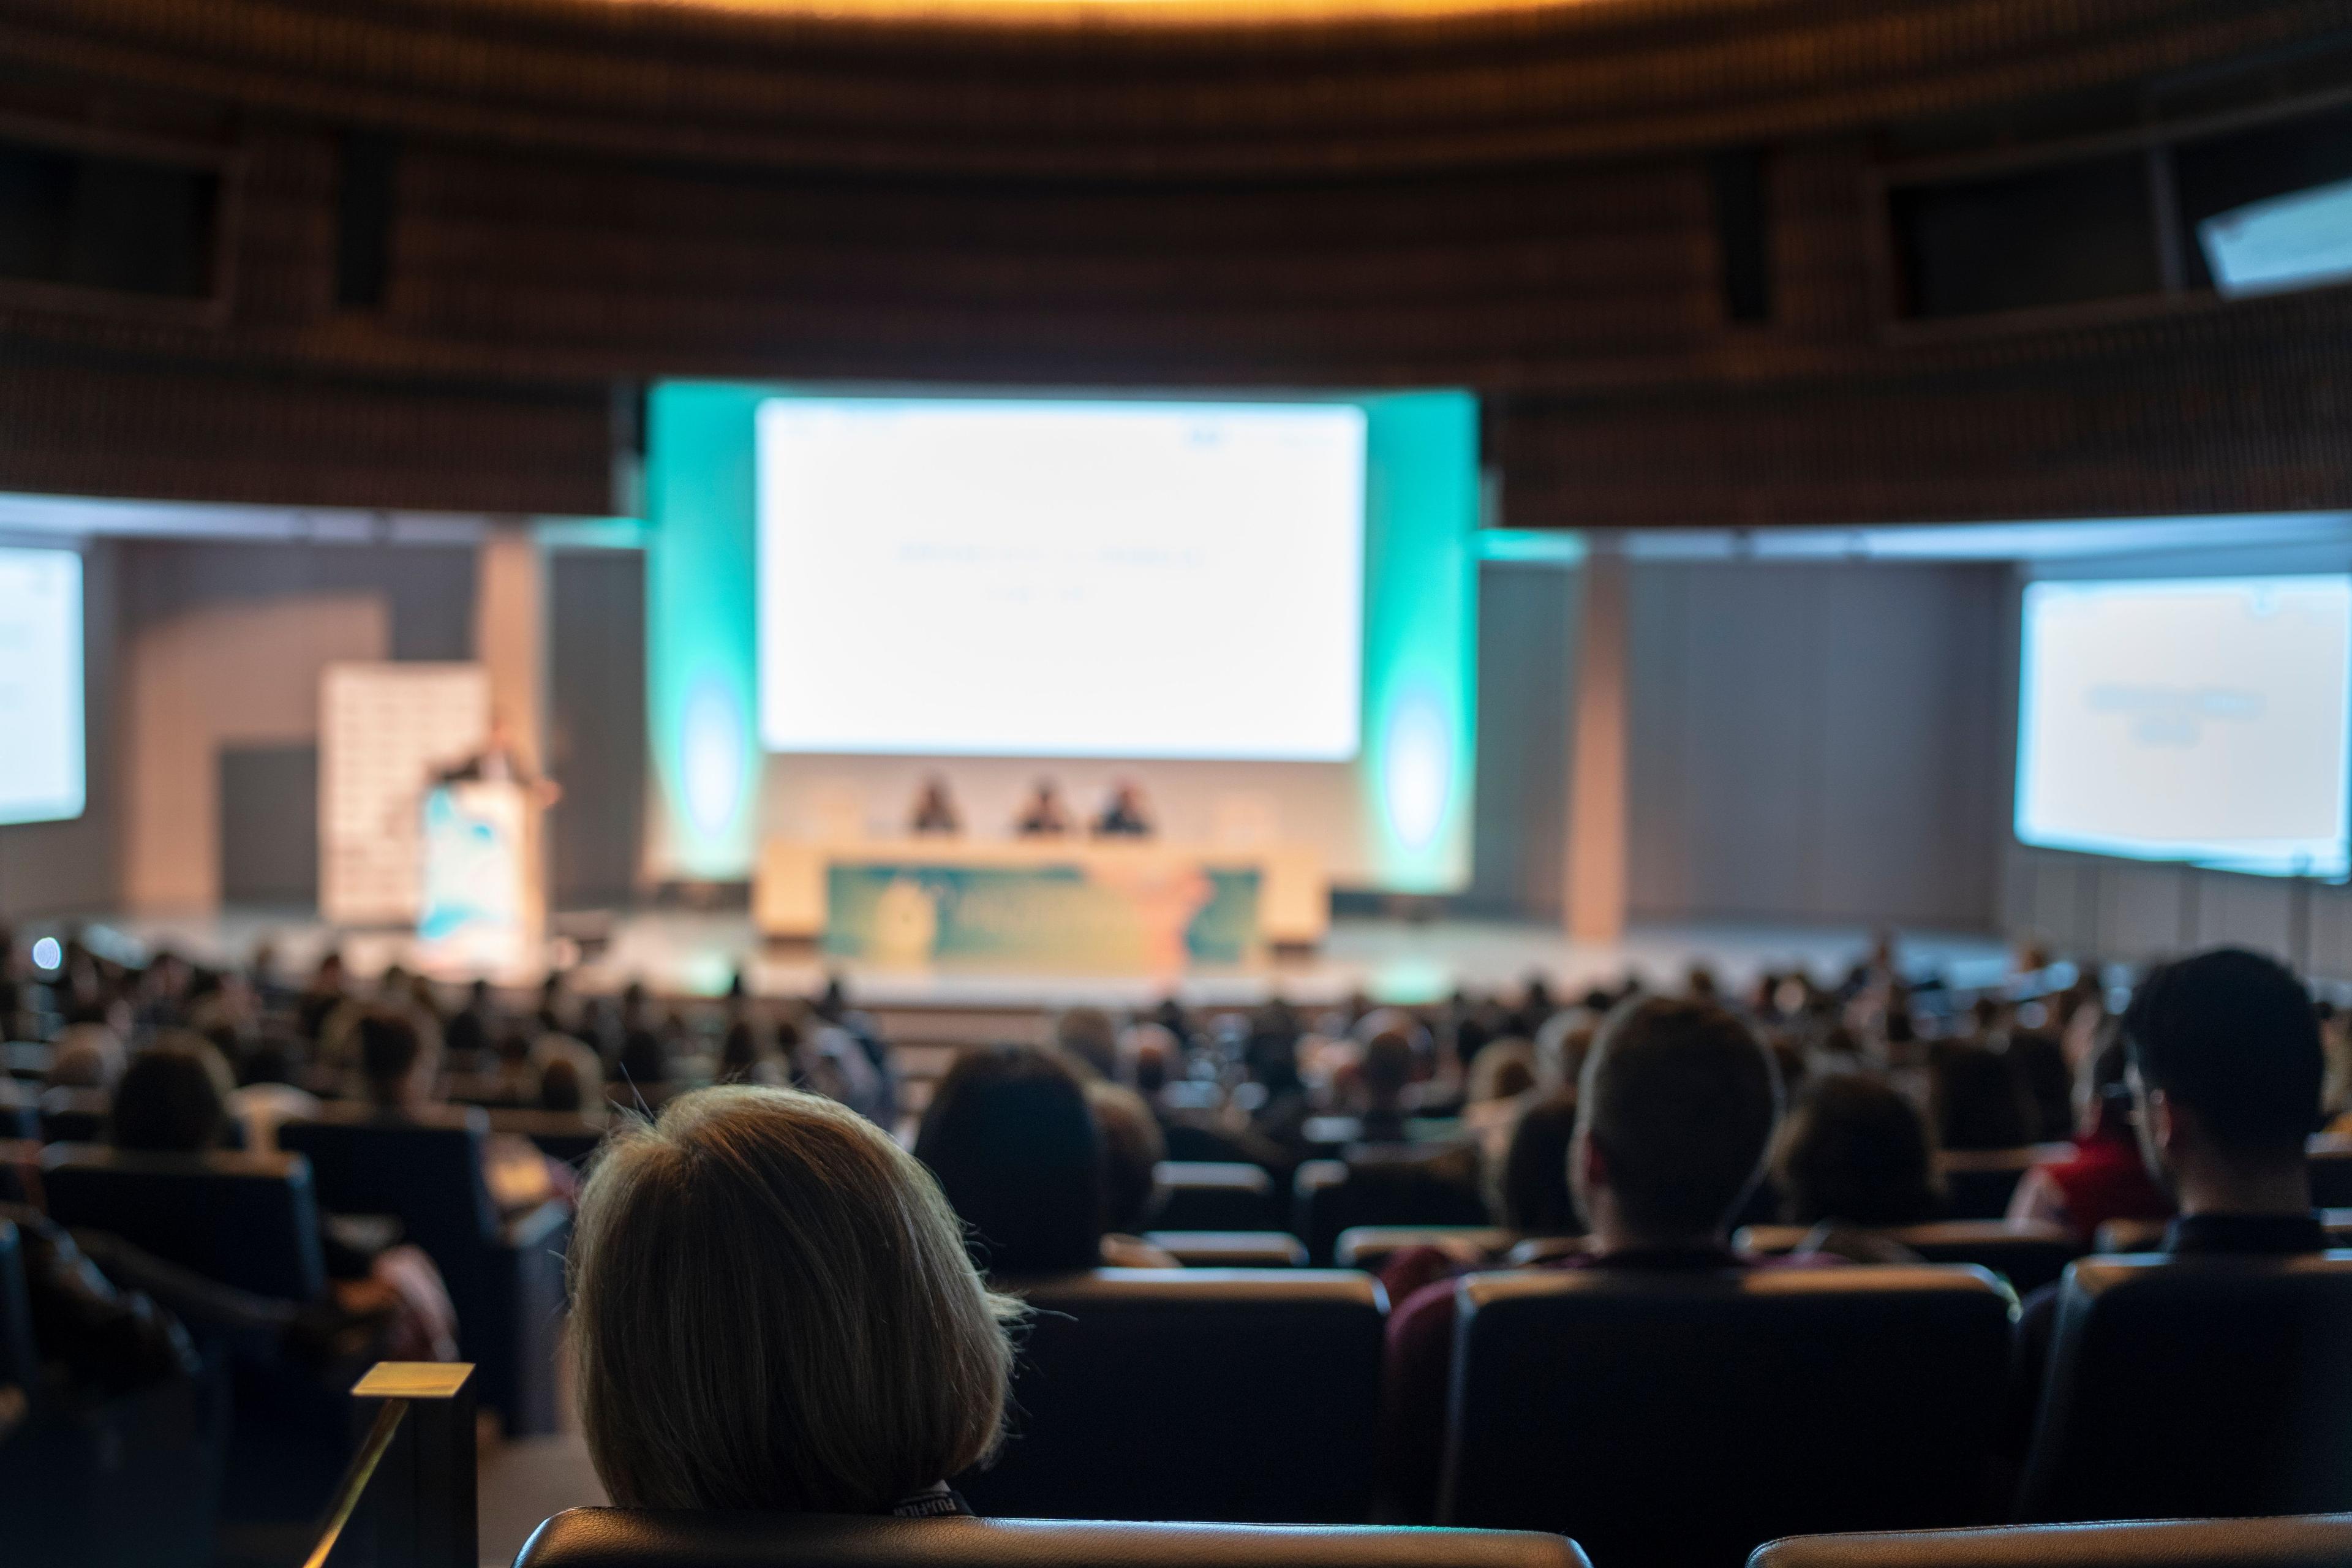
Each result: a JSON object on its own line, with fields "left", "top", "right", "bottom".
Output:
{"left": 756, "top": 398, "right": 1366, "bottom": 761}
{"left": 0, "top": 546, "right": 86, "bottom": 826}
{"left": 2015, "top": 575, "right": 2352, "bottom": 878}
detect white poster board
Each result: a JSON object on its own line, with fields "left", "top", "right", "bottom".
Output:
{"left": 320, "top": 663, "right": 490, "bottom": 924}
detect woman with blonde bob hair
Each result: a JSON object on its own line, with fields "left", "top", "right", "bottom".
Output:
{"left": 569, "top": 1085, "right": 1022, "bottom": 1515}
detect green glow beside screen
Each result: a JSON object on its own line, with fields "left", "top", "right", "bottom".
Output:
{"left": 644, "top": 383, "right": 1479, "bottom": 891}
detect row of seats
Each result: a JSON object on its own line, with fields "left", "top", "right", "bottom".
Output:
{"left": 510, "top": 1507, "right": 2352, "bottom": 1568}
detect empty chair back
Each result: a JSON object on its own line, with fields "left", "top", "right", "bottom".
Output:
{"left": 2019, "top": 1254, "right": 2352, "bottom": 1522}
{"left": 486, "top": 1107, "right": 608, "bottom": 1167}
{"left": 957, "top": 1269, "right": 1386, "bottom": 1523}
{"left": 1155, "top": 1161, "right": 1281, "bottom": 1232}
{"left": 516, "top": 1511, "right": 1590, "bottom": 1568}
{"left": 1748, "top": 1512, "right": 2352, "bottom": 1568}
{"left": 1336, "top": 1227, "right": 1519, "bottom": 1273}
{"left": 40, "top": 1145, "right": 326, "bottom": 1301}
{"left": 1296, "top": 1149, "right": 1489, "bottom": 1265}
{"left": 1144, "top": 1231, "right": 1310, "bottom": 1268}
{"left": 39, "top": 1087, "right": 109, "bottom": 1145}
{"left": 1444, "top": 1267, "right": 2017, "bottom": 1567}
{"left": 1735, "top": 1221, "right": 2082, "bottom": 1294}
{"left": 2307, "top": 1136, "right": 2352, "bottom": 1208}
{"left": 277, "top": 1103, "right": 499, "bottom": 1254}
{"left": 1937, "top": 1145, "right": 2068, "bottom": 1220}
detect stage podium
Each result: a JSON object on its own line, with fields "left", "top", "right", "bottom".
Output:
{"left": 417, "top": 780, "right": 542, "bottom": 975}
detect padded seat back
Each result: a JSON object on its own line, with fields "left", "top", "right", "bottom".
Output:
{"left": 2019, "top": 1254, "right": 2352, "bottom": 1522}
{"left": 39, "top": 1087, "right": 110, "bottom": 1145}
{"left": 277, "top": 1104, "right": 499, "bottom": 1257}
{"left": 2307, "top": 1137, "right": 2352, "bottom": 1208}
{"left": 957, "top": 1269, "right": 1386, "bottom": 1523}
{"left": 515, "top": 1510, "right": 1591, "bottom": 1568}
{"left": 486, "top": 1107, "right": 608, "bottom": 1167}
{"left": 1295, "top": 1149, "right": 1489, "bottom": 1265}
{"left": 0, "top": 1079, "right": 36, "bottom": 1140}
{"left": 1143, "top": 1231, "right": 1309, "bottom": 1268}
{"left": 1936, "top": 1145, "right": 2068, "bottom": 1221}
{"left": 40, "top": 1145, "right": 327, "bottom": 1301}
{"left": 0, "top": 1218, "right": 34, "bottom": 1388}
{"left": 1735, "top": 1221, "right": 2082, "bottom": 1294}
{"left": 1748, "top": 1512, "right": 2352, "bottom": 1568}
{"left": 1155, "top": 1163, "right": 1280, "bottom": 1232}
{"left": 1444, "top": 1266, "right": 2017, "bottom": 1567}
{"left": 1335, "top": 1227, "right": 1518, "bottom": 1273}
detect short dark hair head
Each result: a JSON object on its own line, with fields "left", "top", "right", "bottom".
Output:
{"left": 358, "top": 1009, "right": 427, "bottom": 1102}
{"left": 914, "top": 1042, "right": 1104, "bottom": 1276}
{"left": 112, "top": 1034, "right": 233, "bottom": 1154}
{"left": 2123, "top": 948, "right": 2322, "bottom": 1157}
{"left": 1772, "top": 1074, "right": 1941, "bottom": 1227}
{"left": 1578, "top": 997, "right": 1782, "bottom": 1236}
{"left": 1085, "top": 1080, "right": 1166, "bottom": 1234}
{"left": 1499, "top": 1088, "right": 1581, "bottom": 1233}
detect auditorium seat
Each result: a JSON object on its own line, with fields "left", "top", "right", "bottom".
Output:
{"left": 2088, "top": 1218, "right": 2168, "bottom": 1254}
{"left": 1936, "top": 1145, "right": 2071, "bottom": 1220}
{"left": 0, "top": 1139, "right": 36, "bottom": 1205}
{"left": 1749, "top": 1513, "right": 2352, "bottom": 1568}
{"left": 1334, "top": 1227, "right": 1518, "bottom": 1273}
{"left": 39, "top": 1086, "right": 109, "bottom": 1145}
{"left": 0, "top": 1217, "right": 34, "bottom": 1387}
{"left": 956, "top": 1269, "right": 1386, "bottom": 1523}
{"left": 1442, "top": 1266, "right": 2018, "bottom": 1566}
{"left": 2018, "top": 1254, "right": 2352, "bottom": 1522}
{"left": 1295, "top": 1148, "right": 1490, "bottom": 1265}
{"left": 40, "top": 1144, "right": 328, "bottom": 1301}
{"left": 2305, "top": 1136, "right": 2352, "bottom": 1207}
{"left": 4, "top": 1041, "right": 52, "bottom": 1081}
{"left": 1155, "top": 1161, "right": 1282, "bottom": 1232}
{"left": 486, "top": 1107, "right": 609, "bottom": 1167}
{"left": 0, "top": 1077, "right": 37, "bottom": 1139}
{"left": 1144, "top": 1231, "right": 1309, "bottom": 1268}
{"left": 516, "top": 1510, "right": 1590, "bottom": 1568}
{"left": 278, "top": 1104, "right": 569, "bottom": 1433}
{"left": 1735, "top": 1221, "right": 2082, "bottom": 1294}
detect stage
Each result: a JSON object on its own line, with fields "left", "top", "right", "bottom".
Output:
{"left": 54, "top": 905, "right": 2012, "bottom": 1010}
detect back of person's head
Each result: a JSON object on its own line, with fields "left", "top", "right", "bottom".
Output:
{"left": 1085, "top": 1080, "right": 1166, "bottom": 1234}
{"left": 1468, "top": 1038, "right": 1537, "bottom": 1105}
{"left": 1926, "top": 1038, "right": 2034, "bottom": 1151}
{"left": 1575, "top": 997, "right": 1781, "bottom": 1242}
{"left": 570, "top": 1086, "right": 1019, "bottom": 1512}
{"left": 1360, "top": 1028, "right": 1415, "bottom": 1107}
{"left": 914, "top": 1042, "right": 1104, "bottom": 1275}
{"left": 1772, "top": 1074, "right": 1941, "bottom": 1227}
{"left": 616, "top": 1025, "right": 671, "bottom": 1087}
{"left": 49, "top": 1023, "right": 127, "bottom": 1091}
{"left": 111, "top": 1034, "right": 234, "bottom": 1153}
{"left": 1053, "top": 1007, "right": 1118, "bottom": 1082}
{"left": 2124, "top": 948, "right": 2322, "bottom": 1161}
{"left": 1498, "top": 1088, "right": 1581, "bottom": 1233}
{"left": 537, "top": 1043, "right": 603, "bottom": 1117}
{"left": 358, "top": 1008, "right": 435, "bottom": 1109}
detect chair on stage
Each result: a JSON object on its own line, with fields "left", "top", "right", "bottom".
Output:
{"left": 956, "top": 1268, "right": 1387, "bottom": 1524}
{"left": 1440, "top": 1266, "right": 2017, "bottom": 1567}
{"left": 278, "top": 1103, "right": 570, "bottom": 1434}
{"left": 516, "top": 1512, "right": 1590, "bottom": 1568}
{"left": 2018, "top": 1254, "right": 2352, "bottom": 1523}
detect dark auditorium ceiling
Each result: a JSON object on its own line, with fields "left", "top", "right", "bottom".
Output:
{"left": 2, "top": 0, "right": 2351, "bottom": 524}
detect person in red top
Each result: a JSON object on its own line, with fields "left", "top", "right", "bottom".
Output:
{"left": 2006, "top": 1038, "right": 2174, "bottom": 1242}
{"left": 1378, "top": 995, "right": 1787, "bottom": 1521}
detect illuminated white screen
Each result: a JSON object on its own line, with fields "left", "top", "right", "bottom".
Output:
{"left": 0, "top": 547, "right": 85, "bottom": 825}
{"left": 2016, "top": 576, "right": 2352, "bottom": 877}
{"left": 756, "top": 398, "right": 1365, "bottom": 760}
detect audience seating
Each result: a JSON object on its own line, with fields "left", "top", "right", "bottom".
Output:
{"left": 515, "top": 1510, "right": 1591, "bottom": 1568}
{"left": 1442, "top": 1266, "right": 2018, "bottom": 1566}
{"left": 2087, "top": 1218, "right": 2168, "bottom": 1254}
{"left": 1155, "top": 1161, "right": 1283, "bottom": 1232}
{"left": 0, "top": 1139, "right": 36, "bottom": 1205}
{"left": 485, "top": 1107, "right": 609, "bottom": 1167}
{"left": 1295, "top": 1150, "right": 1488, "bottom": 1265}
{"left": 2305, "top": 1137, "right": 2352, "bottom": 1208}
{"left": 2018, "top": 1254, "right": 2352, "bottom": 1523}
{"left": 278, "top": 1104, "right": 570, "bottom": 1433}
{"left": 1503, "top": 1235, "right": 1589, "bottom": 1265}
{"left": 38, "top": 1087, "right": 109, "bottom": 1145}
{"left": 1936, "top": 1146, "right": 2071, "bottom": 1221}
{"left": 1735, "top": 1221, "right": 2082, "bottom": 1294}
{"left": 4, "top": 1041, "right": 51, "bottom": 1081}
{"left": 957, "top": 1269, "right": 1386, "bottom": 1524}
{"left": 40, "top": 1144, "right": 328, "bottom": 1301}
{"left": 1749, "top": 1513, "right": 2352, "bottom": 1568}
{"left": 1143, "top": 1231, "right": 1309, "bottom": 1268}
{"left": 0, "top": 1217, "right": 34, "bottom": 1387}
{"left": 1335, "top": 1227, "right": 1518, "bottom": 1272}
{"left": 0, "top": 1077, "right": 36, "bottom": 1140}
